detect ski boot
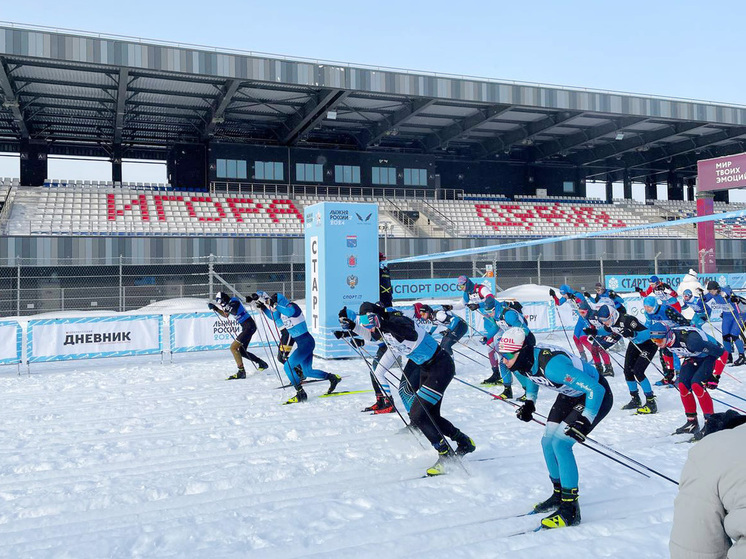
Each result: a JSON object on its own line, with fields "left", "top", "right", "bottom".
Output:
{"left": 426, "top": 440, "right": 452, "bottom": 476}
{"left": 482, "top": 368, "right": 503, "bottom": 386}
{"left": 256, "top": 360, "right": 269, "bottom": 372}
{"left": 734, "top": 355, "right": 746, "bottom": 366}
{"left": 453, "top": 430, "right": 476, "bottom": 456}
{"left": 363, "top": 396, "right": 388, "bottom": 412}
{"left": 516, "top": 392, "right": 528, "bottom": 402}
{"left": 327, "top": 374, "right": 342, "bottom": 394}
{"left": 497, "top": 386, "right": 513, "bottom": 400}
{"left": 728, "top": 352, "right": 734, "bottom": 364}
{"left": 541, "top": 488, "right": 581, "bottom": 528}
{"left": 602, "top": 363, "right": 614, "bottom": 377}
{"left": 533, "top": 479, "right": 561, "bottom": 514}
{"left": 621, "top": 392, "right": 642, "bottom": 410}
{"left": 226, "top": 368, "right": 246, "bottom": 380}
{"left": 284, "top": 387, "right": 308, "bottom": 405}
{"left": 655, "top": 371, "right": 675, "bottom": 387}
{"left": 594, "top": 363, "right": 604, "bottom": 378}
{"left": 637, "top": 394, "right": 657, "bottom": 415}
{"left": 373, "top": 400, "right": 395, "bottom": 414}
{"left": 673, "top": 414, "right": 699, "bottom": 435}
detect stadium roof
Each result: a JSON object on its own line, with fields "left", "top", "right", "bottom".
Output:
{"left": 2, "top": 22, "right": 746, "bottom": 182}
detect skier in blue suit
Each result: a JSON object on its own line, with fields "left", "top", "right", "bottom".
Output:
{"left": 499, "top": 326, "right": 613, "bottom": 529}
{"left": 252, "top": 292, "right": 341, "bottom": 404}
{"left": 701, "top": 281, "right": 746, "bottom": 366}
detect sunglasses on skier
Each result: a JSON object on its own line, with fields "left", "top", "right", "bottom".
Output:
{"left": 500, "top": 351, "right": 517, "bottom": 361}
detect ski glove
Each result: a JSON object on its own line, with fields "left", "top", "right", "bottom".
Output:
{"left": 247, "top": 293, "right": 260, "bottom": 302}
{"left": 548, "top": 289, "right": 556, "bottom": 299}
{"left": 339, "top": 317, "right": 356, "bottom": 330}
{"left": 635, "top": 286, "right": 644, "bottom": 294}
{"left": 277, "top": 344, "right": 292, "bottom": 364}
{"left": 583, "top": 291, "right": 591, "bottom": 299}
{"left": 706, "top": 374, "right": 720, "bottom": 390}
{"left": 582, "top": 326, "right": 596, "bottom": 336}
{"left": 207, "top": 303, "right": 218, "bottom": 311}
{"left": 467, "top": 303, "right": 480, "bottom": 311}
{"left": 565, "top": 416, "right": 592, "bottom": 442}
{"left": 480, "top": 336, "right": 489, "bottom": 345}
{"left": 516, "top": 400, "right": 535, "bottom": 422}
{"left": 256, "top": 301, "right": 266, "bottom": 312}
{"left": 441, "top": 304, "right": 453, "bottom": 312}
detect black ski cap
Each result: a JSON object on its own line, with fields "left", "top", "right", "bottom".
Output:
{"left": 359, "top": 302, "right": 385, "bottom": 316}
{"left": 707, "top": 280, "right": 720, "bottom": 291}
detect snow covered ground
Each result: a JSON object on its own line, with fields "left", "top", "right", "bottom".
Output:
{"left": 0, "top": 296, "right": 743, "bottom": 558}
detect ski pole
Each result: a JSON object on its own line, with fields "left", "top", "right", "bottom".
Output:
{"left": 377, "top": 330, "right": 469, "bottom": 475}
{"left": 553, "top": 300, "right": 579, "bottom": 358}
{"left": 452, "top": 376, "right": 674, "bottom": 484}
{"left": 452, "top": 346, "right": 489, "bottom": 367}
{"left": 714, "top": 385, "right": 746, "bottom": 404}
{"left": 255, "top": 306, "right": 286, "bottom": 388}
{"left": 341, "top": 335, "right": 424, "bottom": 449}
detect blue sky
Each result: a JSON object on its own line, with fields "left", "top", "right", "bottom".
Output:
{"left": 1, "top": 0, "right": 744, "bottom": 193}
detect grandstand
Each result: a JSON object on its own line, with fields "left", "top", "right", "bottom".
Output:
{"left": 3, "top": 182, "right": 743, "bottom": 240}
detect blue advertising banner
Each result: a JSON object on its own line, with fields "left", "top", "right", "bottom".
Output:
{"left": 605, "top": 273, "right": 741, "bottom": 292}
{"left": 304, "top": 202, "right": 379, "bottom": 358}
{"left": 392, "top": 277, "right": 496, "bottom": 300}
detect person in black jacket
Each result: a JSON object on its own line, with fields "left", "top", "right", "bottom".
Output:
{"left": 379, "top": 252, "right": 393, "bottom": 308}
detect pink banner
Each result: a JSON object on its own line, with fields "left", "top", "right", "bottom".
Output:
{"left": 697, "top": 152, "right": 746, "bottom": 192}
{"left": 697, "top": 197, "right": 717, "bottom": 273}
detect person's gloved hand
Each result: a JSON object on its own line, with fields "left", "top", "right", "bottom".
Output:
{"left": 277, "top": 344, "right": 292, "bottom": 364}
{"left": 207, "top": 302, "right": 218, "bottom": 311}
{"left": 516, "top": 400, "right": 535, "bottom": 422}
{"left": 564, "top": 416, "right": 592, "bottom": 442}
{"left": 467, "top": 303, "right": 480, "bottom": 311}
{"left": 549, "top": 289, "right": 556, "bottom": 299}
{"left": 635, "top": 286, "right": 644, "bottom": 294}
{"left": 339, "top": 316, "right": 356, "bottom": 330}
{"left": 706, "top": 374, "right": 720, "bottom": 390}
{"left": 583, "top": 291, "right": 591, "bottom": 299}
{"left": 256, "top": 301, "right": 266, "bottom": 312}
{"left": 248, "top": 293, "right": 260, "bottom": 302}
{"left": 480, "top": 336, "right": 489, "bottom": 345}
{"left": 441, "top": 304, "right": 453, "bottom": 312}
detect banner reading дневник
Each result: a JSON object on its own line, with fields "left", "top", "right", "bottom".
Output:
{"left": 28, "top": 315, "right": 162, "bottom": 363}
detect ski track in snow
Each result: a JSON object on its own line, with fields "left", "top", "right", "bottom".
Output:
{"left": 0, "top": 329, "right": 742, "bottom": 558}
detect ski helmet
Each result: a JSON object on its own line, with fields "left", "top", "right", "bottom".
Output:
{"left": 215, "top": 291, "right": 230, "bottom": 305}
{"left": 648, "top": 322, "right": 671, "bottom": 343}
{"left": 559, "top": 284, "right": 572, "bottom": 295}
{"left": 483, "top": 297, "right": 496, "bottom": 316}
{"left": 359, "top": 301, "right": 385, "bottom": 317}
{"left": 707, "top": 280, "right": 720, "bottom": 291}
{"left": 577, "top": 300, "right": 591, "bottom": 315}
{"left": 498, "top": 327, "right": 526, "bottom": 355}
{"left": 379, "top": 252, "right": 386, "bottom": 262}
{"left": 683, "top": 289, "right": 693, "bottom": 300}
{"left": 594, "top": 282, "right": 604, "bottom": 291}
{"left": 643, "top": 295, "right": 659, "bottom": 311}
{"left": 596, "top": 304, "right": 618, "bottom": 325}
{"left": 649, "top": 275, "right": 660, "bottom": 284}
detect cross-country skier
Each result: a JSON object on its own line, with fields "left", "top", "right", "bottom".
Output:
{"left": 643, "top": 295, "right": 690, "bottom": 385}
{"left": 254, "top": 292, "right": 341, "bottom": 404}
{"left": 353, "top": 301, "right": 476, "bottom": 476}
{"left": 579, "top": 303, "right": 614, "bottom": 378}
{"left": 549, "top": 284, "right": 591, "bottom": 362}
{"left": 208, "top": 291, "right": 268, "bottom": 379}
{"left": 701, "top": 281, "right": 746, "bottom": 366}
{"left": 592, "top": 305, "right": 658, "bottom": 414}
{"left": 587, "top": 282, "right": 626, "bottom": 314}
{"left": 453, "top": 275, "right": 494, "bottom": 310}
{"left": 379, "top": 252, "right": 393, "bottom": 308}
{"left": 500, "top": 327, "right": 613, "bottom": 528}
{"left": 338, "top": 305, "right": 396, "bottom": 414}
{"left": 680, "top": 289, "right": 708, "bottom": 328}
{"left": 636, "top": 275, "right": 681, "bottom": 311}
{"left": 475, "top": 297, "right": 531, "bottom": 399}
{"left": 413, "top": 303, "right": 468, "bottom": 356}
{"left": 649, "top": 322, "right": 727, "bottom": 439}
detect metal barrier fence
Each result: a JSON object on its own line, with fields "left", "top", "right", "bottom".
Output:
{"left": 2, "top": 253, "right": 743, "bottom": 318}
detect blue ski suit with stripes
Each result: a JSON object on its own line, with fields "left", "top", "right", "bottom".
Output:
{"left": 508, "top": 344, "right": 613, "bottom": 489}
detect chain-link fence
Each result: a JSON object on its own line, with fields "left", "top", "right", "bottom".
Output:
{"left": 3, "top": 253, "right": 743, "bottom": 318}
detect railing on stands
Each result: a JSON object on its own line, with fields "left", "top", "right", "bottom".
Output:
{"left": 209, "top": 182, "right": 464, "bottom": 201}
{"left": 0, "top": 186, "right": 15, "bottom": 235}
